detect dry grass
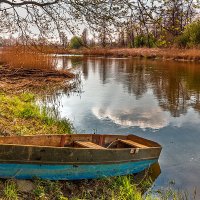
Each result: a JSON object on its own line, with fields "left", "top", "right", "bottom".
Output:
{"left": 20, "top": 44, "right": 70, "bottom": 54}
{"left": 0, "top": 46, "right": 57, "bottom": 70}
{"left": 69, "top": 47, "right": 200, "bottom": 61}
{"left": 0, "top": 46, "right": 75, "bottom": 93}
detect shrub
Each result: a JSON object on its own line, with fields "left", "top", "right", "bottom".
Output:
{"left": 135, "top": 35, "right": 146, "bottom": 47}
{"left": 134, "top": 34, "right": 156, "bottom": 48}
{"left": 175, "top": 34, "right": 189, "bottom": 47}
{"left": 69, "top": 36, "right": 83, "bottom": 49}
{"left": 176, "top": 20, "right": 200, "bottom": 47}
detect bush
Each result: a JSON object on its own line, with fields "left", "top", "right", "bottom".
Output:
{"left": 175, "top": 34, "right": 189, "bottom": 47}
{"left": 176, "top": 20, "right": 200, "bottom": 47}
{"left": 69, "top": 36, "right": 83, "bottom": 49}
{"left": 134, "top": 34, "right": 156, "bottom": 48}
{"left": 134, "top": 35, "right": 146, "bottom": 47}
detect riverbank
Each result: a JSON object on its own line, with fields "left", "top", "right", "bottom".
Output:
{"left": 0, "top": 46, "right": 75, "bottom": 93}
{"left": 0, "top": 92, "right": 147, "bottom": 199}
{"left": 68, "top": 48, "right": 200, "bottom": 62}
{"left": 0, "top": 167, "right": 190, "bottom": 200}
{"left": 0, "top": 93, "right": 196, "bottom": 199}
{"left": 0, "top": 93, "right": 74, "bottom": 136}
{"left": 0, "top": 92, "right": 195, "bottom": 200}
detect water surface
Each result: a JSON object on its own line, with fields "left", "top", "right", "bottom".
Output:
{"left": 55, "top": 56, "right": 200, "bottom": 195}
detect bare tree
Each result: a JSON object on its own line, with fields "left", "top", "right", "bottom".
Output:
{"left": 81, "top": 28, "right": 88, "bottom": 47}
{"left": 0, "top": 0, "right": 199, "bottom": 45}
{"left": 117, "top": 28, "right": 126, "bottom": 47}
{"left": 60, "top": 32, "right": 68, "bottom": 48}
{"left": 0, "top": 0, "right": 129, "bottom": 41}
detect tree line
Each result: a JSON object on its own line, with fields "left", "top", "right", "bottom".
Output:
{"left": 0, "top": 0, "right": 200, "bottom": 48}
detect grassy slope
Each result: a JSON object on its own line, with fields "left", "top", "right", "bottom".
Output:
{"left": 0, "top": 93, "right": 73, "bottom": 136}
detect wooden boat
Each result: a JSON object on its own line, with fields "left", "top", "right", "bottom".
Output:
{"left": 0, "top": 134, "right": 162, "bottom": 180}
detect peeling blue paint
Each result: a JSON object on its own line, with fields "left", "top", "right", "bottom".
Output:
{"left": 0, "top": 159, "right": 157, "bottom": 180}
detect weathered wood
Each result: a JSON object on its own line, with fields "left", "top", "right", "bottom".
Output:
{"left": 118, "top": 139, "right": 149, "bottom": 148}
{"left": 74, "top": 141, "right": 106, "bottom": 149}
{"left": 127, "top": 135, "right": 161, "bottom": 147}
{"left": 0, "top": 135, "right": 62, "bottom": 147}
{"left": 0, "top": 134, "right": 162, "bottom": 149}
{"left": 60, "top": 135, "right": 67, "bottom": 147}
{"left": 0, "top": 144, "right": 161, "bottom": 164}
{"left": 99, "top": 135, "right": 105, "bottom": 146}
{"left": 0, "top": 134, "right": 93, "bottom": 147}
{"left": 92, "top": 134, "right": 127, "bottom": 147}
{"left": 0, "top": 134, "right": 162, "bottom": 165}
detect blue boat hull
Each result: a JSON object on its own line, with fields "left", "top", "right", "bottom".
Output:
{"left": 0, "top": 159, "right": 157, "bottom": 180}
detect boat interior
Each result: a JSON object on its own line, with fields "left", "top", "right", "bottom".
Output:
{"left": 0, "top": 134, "right": 161, "bottom": 149}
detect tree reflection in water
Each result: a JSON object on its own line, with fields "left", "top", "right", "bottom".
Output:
{"left": 79, "top": 57, "right": 200, "bottom": 118}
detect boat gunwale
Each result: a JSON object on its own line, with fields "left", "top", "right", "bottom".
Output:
{"left": 0, "top": 134, "right": 162, "bottom": 148}
{"left": 0, "top": 157, "right": 159, "bottom": 165}
{"left": 0, "top": 143, "right": 162, "bottom": 150}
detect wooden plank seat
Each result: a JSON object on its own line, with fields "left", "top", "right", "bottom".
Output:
{"left": 74, "top": 141, "right": 106, "bottom": 149}
{"left": 118, "top": 139, "right": 149, "bottom": 148}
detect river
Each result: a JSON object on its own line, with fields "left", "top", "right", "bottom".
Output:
{"left": 55, "top": 56, "right": 200, "bottom": 196}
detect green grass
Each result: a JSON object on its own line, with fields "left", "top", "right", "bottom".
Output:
{"left": 33, "top": 180, "right": 66, "bottom": 200}
{"left": 0, "top": 176, "right": 194, "bottom": 200}
{"left": 0, "top": 92, "right": 74, "bottom": 136}
{"left": 3, "top": 180, "right": 18, "bottom": 200}
{"left": 111, "top": 176, "right": 143, "bottom": 200}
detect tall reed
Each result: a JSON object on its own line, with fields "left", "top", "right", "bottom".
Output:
{"left": 69, "top": 47, "right": 200, "bottom": 61}
{"left": 0, "top": 46, "right": 57, "bottom": 70}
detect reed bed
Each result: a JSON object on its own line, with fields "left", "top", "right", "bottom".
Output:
{"left": 0, "top": 46, "right": 57, "bottom": 70}
{"left": 0, "top": 46, "right": 75, "bottom": 92}
{"left": 69, "top": 48, "right": 200, "bottom": 61}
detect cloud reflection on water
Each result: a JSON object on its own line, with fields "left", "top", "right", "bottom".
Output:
{"left": 92, "top": 106, "right": 170, "bottom": 130}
